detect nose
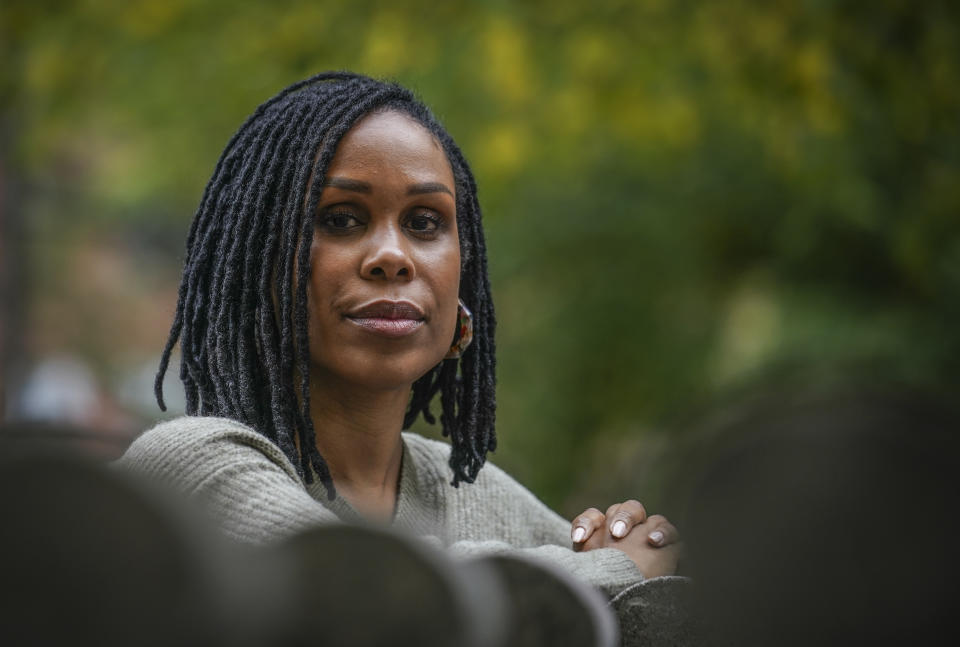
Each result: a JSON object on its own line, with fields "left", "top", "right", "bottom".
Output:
{"left": 360, "top": 223, "right": 414, "bottom": 281}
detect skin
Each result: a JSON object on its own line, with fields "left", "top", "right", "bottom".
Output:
{"left": 306, "top": 110, "right": 460, "bottom": 521}
{"left": 570, "top": 500, "right": 682, "bottom": 578}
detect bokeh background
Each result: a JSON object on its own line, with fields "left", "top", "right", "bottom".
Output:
{"left": 2, "top": 0, "right": 958, "bottom": 518}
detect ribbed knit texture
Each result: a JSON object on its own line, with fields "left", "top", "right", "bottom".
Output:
{"left": 116, "top": 416, "right": 647, "bottom": 597}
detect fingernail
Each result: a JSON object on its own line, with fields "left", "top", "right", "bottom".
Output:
{"left": 612, "top": 520, "right": 627, "bottom": 538}
{"left": 649, "top": 530, "right": 664, "bottom": 545}
{"left": 572, "top": 527, "right": 586, "bottom": 543}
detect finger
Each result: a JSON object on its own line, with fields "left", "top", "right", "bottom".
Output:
{"left": 571, "top": 508, "right": 605, "bottom": 545}
{"left": 572, "top": 508, "right": 604, "bottom": 545}
{"left": 645, "top": 515, "right": 680, "bottom": 547}
{"left": 604, "top": 503, "right": 622, "bottom": 538}
{"left": 607, "top": 499, "right": 647, "bottom": 539}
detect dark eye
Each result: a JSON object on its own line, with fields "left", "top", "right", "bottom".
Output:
{"left": 318, "top": 209, "right": 362, "bottom": 233}
{"left": 405, "top": 211, "right": 442, "bottom": 237}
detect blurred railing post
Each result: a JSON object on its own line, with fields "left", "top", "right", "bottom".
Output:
{"left": 0, "top": 115, "right": 28, "bottom": 420}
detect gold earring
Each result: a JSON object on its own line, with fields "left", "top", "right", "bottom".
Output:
{"left": 444, "top": 300, "right": 474, "bottom": 359}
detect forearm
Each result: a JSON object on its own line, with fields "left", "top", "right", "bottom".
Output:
{"left": 443, "top": 539, "right": 644, "bottom": 598}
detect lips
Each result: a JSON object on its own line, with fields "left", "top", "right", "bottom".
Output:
{"left": 345, "top": 300, "right": 425, "bottom": 338}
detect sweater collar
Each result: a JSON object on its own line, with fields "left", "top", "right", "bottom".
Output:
{"left": 305, "top": 433, "right": 443, "bottom": 535}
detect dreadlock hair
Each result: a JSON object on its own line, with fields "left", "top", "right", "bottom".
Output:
{"left": 155, "top": 72, "right": 497, "bottom": 499}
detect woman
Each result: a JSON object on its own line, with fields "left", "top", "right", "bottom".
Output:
{"left": 120, "top": 72, "right": 680, "bottom": 596}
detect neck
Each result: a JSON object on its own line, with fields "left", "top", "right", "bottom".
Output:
{"left": 308, "top": 379, "right": 409, "bottom": 522}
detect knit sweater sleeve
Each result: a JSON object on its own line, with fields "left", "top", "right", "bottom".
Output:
{"left": 446, "top": 540, "right": 645, "bottom": 598}
{"left": 401, "top": 434, "right": 646, "bottom": 598}
{"left": 114, "top": 416, "right": 338, "bottom": 544}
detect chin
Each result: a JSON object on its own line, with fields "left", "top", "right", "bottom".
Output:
{"left": 311, "top": 348, "right": 445, "bottom": 393}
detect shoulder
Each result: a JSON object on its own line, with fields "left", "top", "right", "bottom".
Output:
{"left": 400, "top": 431, "right": 452, "bottom": 469}
{"left": 116, "top": 416, "right": 336, "bottom": 544}
{"left": 117, "top": 416, "right": 301, "bottom": 490}
{"left": 400, "top": 432, "right": 524, "bottom": 494}
{"left": 125, "top": 415, "right": 262, "bottom": 450}
{"left": 400, "top": 431, "right": 544, "bottom": 500}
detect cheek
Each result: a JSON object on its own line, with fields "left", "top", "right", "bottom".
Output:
{"left": 436, "top": 248, "right": 462, "bottom": 347}
{"left": 308, "top": 241, "right": 348, "bottom": 298}
{"left": 305, "top": 242, "right": 345, "bottom": 335}
{"left": 432, "top": 246, "right": 461, "bottom": 307}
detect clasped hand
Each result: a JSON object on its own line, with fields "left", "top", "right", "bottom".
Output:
{"left": 570, "top": 500, "right": 681, "bottom": 579}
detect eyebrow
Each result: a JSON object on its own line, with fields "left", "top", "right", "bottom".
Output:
{"left": 406, "top": 182, "right": 454, "bottom": 197}
{"left": 323, "top": 177, "right": 454, "bottom": 197}
{"left": 323, "top": 177, "right": 371, "bottom": 193}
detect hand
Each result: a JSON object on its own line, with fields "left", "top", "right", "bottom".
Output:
{"left": 570, "top": 500, "right": 681, "bottom": 578}
{"left": 571, "top": 500, "right": 679, "bottom": 547}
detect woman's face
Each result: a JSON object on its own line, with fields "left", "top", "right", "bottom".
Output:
{"left": 307, "top": 110, "right": 460, "bottom": 392}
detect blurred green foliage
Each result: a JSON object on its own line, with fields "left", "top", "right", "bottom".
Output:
{"left": 3, "top": 0, "right": 958, "bottom": 515}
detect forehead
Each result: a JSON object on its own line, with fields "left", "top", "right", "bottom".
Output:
{"left": 326, "top": 110, "right": 454, "bottom": 185}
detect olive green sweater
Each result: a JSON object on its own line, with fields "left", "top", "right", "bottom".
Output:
{"left": 117, "top": 416, "right": 647, "bottom": 597}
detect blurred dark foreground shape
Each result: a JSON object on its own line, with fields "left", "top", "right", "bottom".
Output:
{"left": 267, "top": 526, "right": 618, "bottom": 647}
{"left": 473, "top": 552, "right": 618, "bottom": 647}
{"left": 0, "top": 426, "right": 620, "bottom": 646}
{"left": 264, "top": 525, "right": 504, "bottom": 647}
{"left": 0, "top": 444, "right": 229, "bottom": 646}
{"left": 680, "top": 387, "right": 960, "bottom": 646}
